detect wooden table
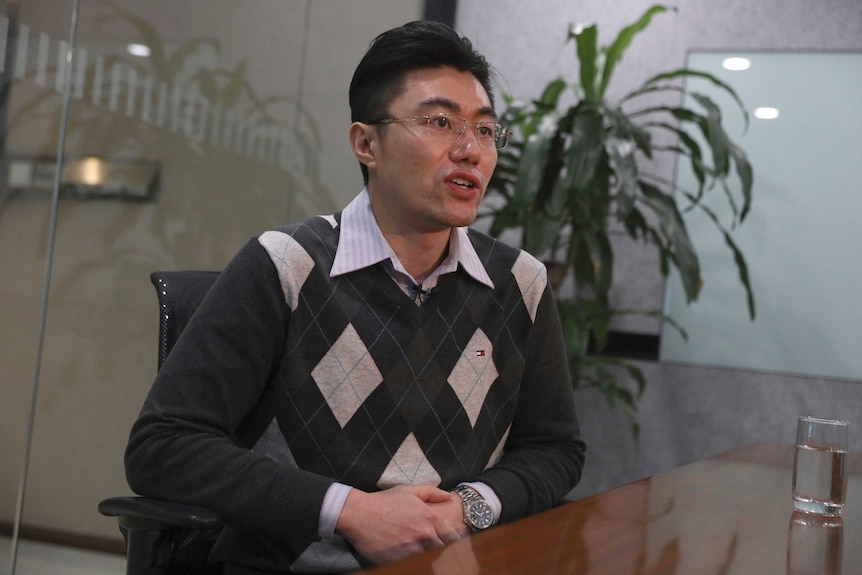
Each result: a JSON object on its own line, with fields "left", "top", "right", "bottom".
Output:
{"left": 353, "top": 443, "right": 862, "bottom": 574}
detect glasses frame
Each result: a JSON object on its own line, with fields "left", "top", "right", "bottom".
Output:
{"left": 367, "top": 112, "right": 511, "bottom": 150}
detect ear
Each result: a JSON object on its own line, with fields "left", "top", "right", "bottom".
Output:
{"left": 349, "top": 122, "right": 378, "bottom": 173}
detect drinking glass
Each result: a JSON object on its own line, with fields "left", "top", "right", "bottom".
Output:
{"left": 787, "top": 511, "right": 843, "bottom": 575}
{"left": 792, "top": 416, "right": 849, "bottom": 515}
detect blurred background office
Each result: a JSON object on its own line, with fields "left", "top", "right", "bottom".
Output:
{"left": 1, "top": 0, "right": 860, "bottom": 571}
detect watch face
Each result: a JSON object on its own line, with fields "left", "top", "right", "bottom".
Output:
{"left": 467, "top": 501, "right": 494, "bottom": 530}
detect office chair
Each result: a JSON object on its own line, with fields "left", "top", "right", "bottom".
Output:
{"left": 99, "top": 271, "right": 225, "bottom": 575}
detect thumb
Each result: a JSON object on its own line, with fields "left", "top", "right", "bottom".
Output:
{"left": 413, "top": 485, "right": 453, "bottom": 503}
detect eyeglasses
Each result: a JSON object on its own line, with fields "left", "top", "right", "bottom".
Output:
{"left": 367, "top": 112, "right": 511, "bottom": 150}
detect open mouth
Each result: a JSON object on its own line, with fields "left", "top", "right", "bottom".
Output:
{"left": 450, "top": 177, "right": 475, "bottom": 189}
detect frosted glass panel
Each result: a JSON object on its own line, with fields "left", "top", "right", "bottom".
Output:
{"left": 660, "top": 52, "right": 862, "bottom": 381}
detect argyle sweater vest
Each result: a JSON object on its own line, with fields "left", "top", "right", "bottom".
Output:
{"left": 127, "top": 212, "right": 584, "bottom": 574}
{"left": 256, "top": 214, "right": 549, "bottom": 491}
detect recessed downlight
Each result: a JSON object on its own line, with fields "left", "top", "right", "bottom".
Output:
{"left": 754, "top": 107, "right": 780, "bottom": 120}
{"left": 722, "top": 57, "right": 751, "bottom": 71}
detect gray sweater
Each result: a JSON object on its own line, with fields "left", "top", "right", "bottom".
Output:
{"left": 125, "top": 212, "right": 585, "bottom": 573}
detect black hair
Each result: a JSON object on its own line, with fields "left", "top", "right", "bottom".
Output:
{"left": 349, "top": 20, "right": 495, "bottom": 184}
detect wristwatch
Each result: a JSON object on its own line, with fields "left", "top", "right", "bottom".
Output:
{"left": 453, "top": 485, "right": 495, "bottom": 532}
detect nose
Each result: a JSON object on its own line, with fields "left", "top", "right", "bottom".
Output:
{"left": 450, "top": 126, "right": 483, "bottom": 163}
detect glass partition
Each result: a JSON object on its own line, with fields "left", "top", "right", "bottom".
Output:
{"left": 1, "top": 0, "right": 423, "bottom": 571}
{"left": 660, "top": 51, "right": 862, "bottom": 381}
{"left": 0, "top": 0, "right": 79, "bottom": 566}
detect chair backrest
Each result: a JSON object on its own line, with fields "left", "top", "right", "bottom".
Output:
{"left": 150, "top": 271, "right": 220, "bottom": 370}
{"left": 147, "top": 270, "right": 223, "bottom": 575}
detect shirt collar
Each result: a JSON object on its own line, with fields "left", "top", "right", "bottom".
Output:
{"left": 330, "top": 189, "right": 494, "bottom": 289}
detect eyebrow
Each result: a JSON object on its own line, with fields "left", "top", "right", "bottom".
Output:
{"left": 416, "top": 97, "right": 497, "bottom": 121}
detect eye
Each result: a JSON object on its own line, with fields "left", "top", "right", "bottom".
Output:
{"left": 428, "top": 115, "right": 453, "bottom": 130}
{"left": 476, "top": 124, "right": 495, "bottom": 138}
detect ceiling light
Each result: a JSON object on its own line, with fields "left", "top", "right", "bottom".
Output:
{"left": 722, "top": 57, "right": 751, "bottom": 71}
{"left": 126, "top": 43, "right": 151, "bottom": 58}
{"left": 754, "top": 107, "right": 780, "bottom": 120}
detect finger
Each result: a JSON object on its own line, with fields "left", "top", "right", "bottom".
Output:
{"left": 405, "top": 484, "right": 444, "bottom": 502}
{"left": 438, "top": 526, "right": 462, "bottom": 544}
{"left": 421, "top": 532, "right": 447, "bottom": 549}
{"left": 426, "top": 504, "right": 463, "bottom": 544}
{"left": 419, "top": 486, "right": 453, "bottom": 503}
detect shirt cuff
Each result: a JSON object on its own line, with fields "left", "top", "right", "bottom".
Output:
{"left": 318, "top": 482, "right": 352, "bottom": 538}
{"left": 461, "top": 481, "right": 502, "bottom": 523}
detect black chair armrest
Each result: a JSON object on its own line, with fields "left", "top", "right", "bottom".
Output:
{"left": 99, "top": 496, "right": 222, "bottom": 530}
{"left": 99, "top": 497, "right": 224, "bottom": 575}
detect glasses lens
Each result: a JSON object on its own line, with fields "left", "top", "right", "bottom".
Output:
{"left": 494, "top": 126, "right": 510, "bottom": 149}
{"left": 424, "top": 114, "right": 508, "bottom": 149}
{"left": 424, "top": 114, "right": 459, "bottom": 141}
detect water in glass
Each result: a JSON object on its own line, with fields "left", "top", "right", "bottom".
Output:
{"left": 792, "top": 444, "right": 847, "bottom": 515}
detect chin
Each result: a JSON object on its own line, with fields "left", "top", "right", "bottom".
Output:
{"left": 451, "top": 216, "right": 478, "bottom": 228}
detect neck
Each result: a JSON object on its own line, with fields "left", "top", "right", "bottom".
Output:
{"left": 386, "top": 230, "right": 451, "bottom": 284}
{"left": 365, "top": 188, "right": 453, "bottom": 283}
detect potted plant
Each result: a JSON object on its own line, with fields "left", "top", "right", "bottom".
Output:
{"left": 481, "top": 4, "right": 755, "bottom": 432}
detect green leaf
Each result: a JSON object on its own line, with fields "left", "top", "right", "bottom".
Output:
{"left": 612, "top": 307, "right": 690, "bottom": 341}
{"left": 674, "top": 130, "right": 708, "bottom": 201}
{"left": 569, "top": 23, "right": 599, "bottom": 100}
{"left": 725, "top": 227, "right": 756, "bottom": 320}
{"left": 622, "top": 206, "right": 650, "bottom": 241}
{"left": 600, "top": 4, "right": 673, "bottom": 98}
{"left": 640, "top": 182, "right": 702, "bottom": 302}
{"left": 682, "top": 199, "right": 756, "bottom": 319}
{"left": 729, "top": 142, "right": 754, "bottom": 222}
{"left": 557, "top": 298, "right": 591, "bottom": 361}
{"left": 690, "top": 93, "right": 729, "bottom": 175}
{"left": 560, "top": 104, "right": 606, "bottom": 203}
{"left": 513, "top": 113, "right": 559, "bottom": 206}
{"left": 643, "top": 121, "right": 708, "bottom": 201}
{"left": 583, "top": 231, "right": 614, "bottom": 297}
{"left": 604, "top": 104, "right": 652, "bottom": 157}
{"left": 487, "top": 202, "right": 518, "bottom": 238}
{"left": 632, "top": 102, "right": 746, "bottom": 222}
{"left": 619, "top": 82, "right": 684, "bottom": 106}
{"left": 514, "top": 112, "right": 562, "bottom": 253}
{"left": 572, "top": 234, "right": 596, "bottom": 292}
{"left": 537, "top": 77, "right": 568, "bottom": 110}
{"left": 642, "top": 68, "right": 750, "bottom": 130}
{"left": 619, "top": 362, "right": 648, "bottom": 399}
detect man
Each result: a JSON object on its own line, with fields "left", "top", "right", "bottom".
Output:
{"left": 126, "top": 20, "right": 585, "bottom": 574}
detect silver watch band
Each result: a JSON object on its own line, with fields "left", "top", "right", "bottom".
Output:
{"left": 453, "top": 485, "right": 495, "bottom": 531}
{"left": 455, "top": 485, "right": 483, "bottom": 504}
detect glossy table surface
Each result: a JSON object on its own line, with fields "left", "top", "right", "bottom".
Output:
{"left": 354, "top": 443, "right": 861, "bottom": 574}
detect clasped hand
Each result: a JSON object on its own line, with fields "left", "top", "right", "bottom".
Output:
{"left": 335, "top": 484, "right": 467, "bottom": 564}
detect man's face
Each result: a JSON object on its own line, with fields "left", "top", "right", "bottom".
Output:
{"left": 362, "top": 66, "right": 498, "bottom": 236}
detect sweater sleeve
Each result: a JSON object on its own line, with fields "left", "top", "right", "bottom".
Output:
{"left": 125, "top": 238, "right": 334, "bottom": 542}
{"left": 475, "top": 282, "right": 587, "bottom": 523}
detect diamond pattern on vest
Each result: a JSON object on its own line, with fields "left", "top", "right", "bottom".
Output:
{"left": 311, "top": 323, "right": 383, "bottom": 428}
{"left": 488, "top": 433, "right": 510, "bottom": 473}
{"left": 259, "top": 230, "right": 315, "bottom": 312}
{"left": 377, "top": 432, "right": 443, "bottom": 489}
{"left": 448, "top": 328, "right": 497, "bottom": 427}
{"left": 511, "top": 250, "right": 546, "bottom": 322}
